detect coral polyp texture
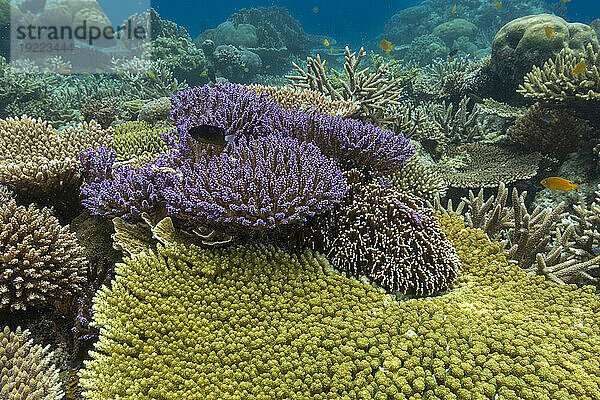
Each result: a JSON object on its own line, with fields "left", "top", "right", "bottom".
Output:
{"left": 112, "top": 121, "right": 170, "bottom": 161}
{"left": 518, "top": 43, "right": 600, "bottom": 101}
{"left": 78, "top": 213, "right": 600, "bottom": 399}
{"left": 163, "top": 134, "right": 347, "bottom": 231}
{"left": 0, "top": 115, "right": 112, "bottom": 196}
{"left": 304, "top": 179, "right": 460, "bottom": 297}
{"left": 170, "top": 82, "right": 414, "bottom": 172}
{"left": 0, "top": 326, "right": 64, "bottom": 400}
{"left": 0, "top": 197, "right": 86, "bottom": 310}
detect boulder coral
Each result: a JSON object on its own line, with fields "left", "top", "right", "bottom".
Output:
{"left": 491, "top": 14, "right": 599, "bottom": 89}
{"left": 78, "top": 213, "right": 600, "bottom": 399}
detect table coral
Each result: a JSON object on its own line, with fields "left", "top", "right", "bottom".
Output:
{"left": 0, "top": 326, "right": 64, "bottom": 400}
{"left": 78, "top": 212, "right": 600, "bottom": 399}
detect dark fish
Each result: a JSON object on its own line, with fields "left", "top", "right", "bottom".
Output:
{"left": 189, "top": 125, "right": 231, "bottom": 146}
{"left": 468, "top": 93, "right": 484, "bottom": 104}
{"left": 448, "top": 49, "right": 458, "bottom": 57}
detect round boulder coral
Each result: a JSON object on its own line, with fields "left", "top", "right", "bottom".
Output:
{"left": 0, "top": 197, "right": 86, "bottom": 310}
{"left": 491, "top": 14, "right": 599, "bottom": 88}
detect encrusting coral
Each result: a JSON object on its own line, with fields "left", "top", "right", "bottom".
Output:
{"left": 0, "top": 326, "right": 64, "bottom": 400}
{"left": 0, "top": 115, "right": 112, "bottom": 196}
{"left": 78, "top": 212, "right": 600, "bottom": 399}
{"left": 507, "top": 102, "right": 591, "bottom": 159}
{"left": 518, "top": 43, "right": 600, "bottom": 101}
{"left": 0, "top": 196, "right": 86, "bottom": 310}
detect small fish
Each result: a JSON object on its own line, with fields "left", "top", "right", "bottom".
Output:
{"left": 468, "top": 93, "right": 484, "bottom": 104}
{"left": 572, "top": 62, "right": 588, "bottom": 75}
{"left": 189, "top": 125, "right": 232, "bottom": 147}
{"left": 244, "top": 67, "right": 249, "bottom": 73}
{"left": 473, "top": 50, "right": 477, "bottom": 56}
{"left": 330, "top": 47, "right": 334, "bottom": 54}
{"left": 451, "top": 4, "right": 456, "bottom": 14}
{"left": 545, "top": 26, "right": 554, "bottom": 39}
{"left": 265, "top": 65, "right": 271, "bottom": 69}
{"left": 560, "top": 0, "right": 571, "bottom": 2}
{"left": 200, "top": 70, "right": 208, "bottom": 76}
{"left": 94, "top": 68, "right": 103, "bottom": 73}
{"left": 448, "top": 57, "right": 454, "bottom": 62}
{"left": 540, "top": 112, "right": 558, "bottom": 123}
{"left": 147, "top": 70, "right": 155, "bottom": 79}
{"left": 492, "top": 1, "right": 501, "bottom": 9}
{"left": 119, "top": 43, "right": 125, "bottom": 51}
{"left": 82, "top": 71, "right": 90, "bottom": 76}
{"left": 323, "top": 39, "right": 330, "bottom": 46}
{"left": 540, "top": 177, "right": 578, "bottom": 191}
{"left": 312, "top": 6, "right": 319, "bottom": 13}
{"left": 379, "top": 39, "right": 393, "bottom": 52}
{"left": 448, "top": 49, "right": 458, "bottom": 57}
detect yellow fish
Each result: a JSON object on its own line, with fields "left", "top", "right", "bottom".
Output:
{"left": 545, "top": 26, "right": 554, "bottom": 39}
{"left": 379, "top": 39, "right": 393, "bottom": 52}
{"left": 265, "top": 65, "right": 271, "bottom": 69}
{"left": 473, "top": 51, "right": 477, "bottom": 56}
{"left": 82, "top": 72, "right": 89, "bottom": 76}
{"left": 560, "top": 0, "right": 571, "bottom": 2}
{"left": 541, "top": 177, "right": 578, "bottom": 191}
{"left": 120, "top": 43, "right": 125, "bottom": 51}
{"left": 572, "top": 62, "right": 588, "bottom": 75}
{"left": 244, "top": 67, "right": 249, "bottom": 72}
{"left": 492, "top": 1, "right": 501, "bottom": 9}
{"left": 94, "top": 68, "right": 103, "bottom": 73}
{"left": 330, "top": 47, "right": 334, "bottom": 54}
{"left": 312, "top": 6, "right": 319, "bottom": 13}
{"left": 323, "top": 39, "right": 329, "bottom": 46}
{"left": 148, "top": 70, "right": 156, "bottom": 79}
{"left": 200, "top": 70, "right": 208, "bottom": 76}
{"left": 451, "top": 4, "right": 456, "bottom": 14}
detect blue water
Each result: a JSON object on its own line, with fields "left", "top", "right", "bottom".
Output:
{"left": 150, "top": 0, "right": 600, "bottom": 46}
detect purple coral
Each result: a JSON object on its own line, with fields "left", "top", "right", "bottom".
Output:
{"left": 171, "top": 83, "right": 415, "bottom": 172}
{"left": 80, "top": 147, "right": 170, "bottom": 221}
{"left": 163, "top": 134, "right": 347, "bottom": 231}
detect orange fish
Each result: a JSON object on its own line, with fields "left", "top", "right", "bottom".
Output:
{"left": 492, "top": 1, "right": 501, "bottom": 9}
{"left": 572, "top": 62, "right": 588, "bottom": 75}
{"left": 541, "top": 177, "right": 578, "bottom": 191}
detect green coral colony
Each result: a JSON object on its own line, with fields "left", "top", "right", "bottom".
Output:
{"left": 1, "top": 0, "right": 600, "bottom": 399}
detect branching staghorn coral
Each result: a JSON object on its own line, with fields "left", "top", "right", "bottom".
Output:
{"left": 0, "top": 197, "right": 86, "bottom": 310}
{"left": 518, "top": 43, "right": 600, "bottom": 101}
{"left": 286, "top": 46, "right": 403, "bottom": 124}
{"left": 112, "top": 121, "right": 170, "bottom": 161}
{"left": 0, "top": 326, "right": 64, "bottom": 400}
{"left": 246, "top": 84, "right": 361, "bottom": 117}
{"left": 433, "top": 143, "right": 542, "bottom": 188}
{"left": 78, "top": 213, "right": 600, "bottom": 399}
{"left": 507, "top": 102, "right": 591, "bottom": 159}
{"left": 430, "top": 96, "right": 481, "bottom": 144}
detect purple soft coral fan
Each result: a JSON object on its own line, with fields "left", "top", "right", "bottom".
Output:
{"left": 170, "top": 83, "right": 415, "bottom": 172}
{"left": 162, "top": 134, "right": 347, "bottom": 231}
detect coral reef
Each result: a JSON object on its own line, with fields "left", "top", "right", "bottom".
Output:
{"left": 404, "top": 34, "right": 448, "bottom": 66}
{"left": 81, "top": 98, "right": 117, "bottom": 129}
{"left": 246, "top": 84, "right": 360, "bottom": 118}
{"left": 0, "top": 116, "right": 112, "bottom": 196}
{"left": 518, "top": 43, "right": 600, "bottom": 101}
{"left": 287, "top": 47, "right": 403, "bottom": 125}
{"left": 162, "top": 134, "right": 347, "bottom": 232}
{"left": 0, "top": 326, "right": 64, "bottom": 400}
{"left": 0, "top": 196, "right": 86, "bottom": 310}
{"left": 432, "top": 19, "right": 478, "bottom": 47}
{"left": 433, "top": 143, "right": 542, "bottom": 188}
{"left": 112, "top": 121, "right": 170, "bottom": 161}
{"left": 507, "top": 102, "right": 591, "bottom": 159}
{"left": 491, "top": 14, "right": 599, "bottom": 89}
{"left": 137, "top": 97, "right": 172, "bottom": 125}
{"left": 390, "top": 155, "right": 448, "bottom": 201}
{"left": 301, "top": 178, "right": 460, "bottom": 297}
{"left": 78, "top": 212, "right": 600, "bottom": 399}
